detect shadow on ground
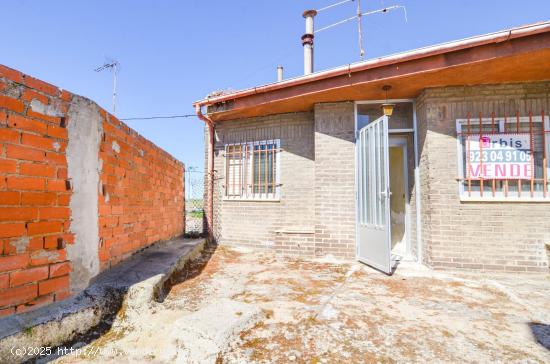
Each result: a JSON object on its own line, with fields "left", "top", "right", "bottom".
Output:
{"left": 159, "top": 243, "right": 218, "bottom": 302}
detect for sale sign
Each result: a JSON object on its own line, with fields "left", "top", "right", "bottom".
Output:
{"left": 467, "top": 134, "right": 532, "bottom": 179}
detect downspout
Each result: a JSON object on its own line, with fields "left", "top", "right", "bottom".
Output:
{"left": 195, "top": 104, "right": 215, "bottom": 241}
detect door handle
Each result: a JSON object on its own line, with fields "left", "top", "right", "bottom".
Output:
{"left": 380, "top": 190, "right": 392, "bottom": 198}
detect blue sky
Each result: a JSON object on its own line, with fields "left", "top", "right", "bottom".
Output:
{"left": 3, "top": 1, "right": 549, "bottom": 172}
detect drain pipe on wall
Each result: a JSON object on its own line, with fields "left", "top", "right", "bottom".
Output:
{"left": 195, "top": 105, "right": 215, "bottom": 241}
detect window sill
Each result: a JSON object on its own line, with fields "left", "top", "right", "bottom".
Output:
{"left": 460, "top": 196, "right": 550, "bottom": 203}
{"left": 274, "top": 229, "right": 314, "bottom": 234}
{"left": 222, "top": 197, "right": 281, "bottom": 203}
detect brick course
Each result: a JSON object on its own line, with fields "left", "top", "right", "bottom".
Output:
{"left": 0, "top": 65, "right": 72, "bottom": 315}
{"left": 0, "top": 64, "right": 184, "bottom": 316}
{"left": 97, "top": 115, "right": 184, "bottom": 270}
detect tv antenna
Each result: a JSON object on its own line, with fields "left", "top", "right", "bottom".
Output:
{"left": 315, "top": 0, "right": 407, "bottom": 60}
{"left": 94, "top": 60, "right": 119, "bottom": 114}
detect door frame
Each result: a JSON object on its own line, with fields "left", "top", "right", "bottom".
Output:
{"left": 388, "top": 136, "right": 411, "bottom": 259}
{"left": 354, "top": 99, "right": 422, "bottom": 265}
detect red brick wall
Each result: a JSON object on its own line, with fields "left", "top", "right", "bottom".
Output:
{"left": 0, "top": 66, "right": 73, "bottom": 317}
{"left": 0, "top": 65, "right": 184, "bottom": 317}
{"left": 97, "top": 114, "right": 184, "bottom": 270}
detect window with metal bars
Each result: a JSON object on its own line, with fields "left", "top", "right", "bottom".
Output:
{"left": 456, "top": 112, "right": 550, "bottom": 200}
{"left": 224, "top": 139, "right": 281, "bottom": 200}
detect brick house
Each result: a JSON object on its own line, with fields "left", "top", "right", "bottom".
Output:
{"left": 194, "top": 21, "right": 550, "bottom": 273}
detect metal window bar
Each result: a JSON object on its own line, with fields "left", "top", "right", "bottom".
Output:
{"left": 467, "top": 112, "right": 471, "bottom": 197}
{"left": 491, "top": 112, "right": 496, "bottom": 196}
{"left": 457, "top": 111, "right": 549, "bottom": 199}
{"left": 244, "top": 144, "right": 248, "bottom": 198}
{"left": 504, "top": 112, "right": 508, "bottom": 197}
{"left": 530, "top": 111, "right": 535, "bottom": 197}
{"left": 517, "top": 112, "right": 522, "bottom": 197}
{"left": 543, "top": 110, "right": 547, "bottom": 198}
{"left": 225, "top": 145, "right": 230, "bottom": 195}
{"left": 225, "top": 140, "right": 280, "bottom": 199}
{"left": 232, "top": 145, "right": 236, "bottom": 195}
{"left": 478, "top": 112, "right": 484, "bottom": 197}
{"left": 266, "top": 143, "right": 269, "bottom": 195}
{"left": 272, "top": 144, "right": 276, "bottom": 193}
{"left": 250, "top": 143, "right": 254, "bottom": 198}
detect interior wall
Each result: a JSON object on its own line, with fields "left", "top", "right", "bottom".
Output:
{"left": 389, "top": 146, "right": 406, "bottom": 251}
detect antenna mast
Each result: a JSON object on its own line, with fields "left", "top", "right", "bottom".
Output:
{"left": 357, "top": 0, "right": 364, "bottom": 59}
{"left": 94, "top": 60, "right": 119, "bottom": 114}
{"left": 315, "top": 0, "right": 407, "bottom": 60}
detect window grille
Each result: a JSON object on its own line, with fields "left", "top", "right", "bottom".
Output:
{"left": 456, "top": 112, "right": 549, "bottom": 200}
{"left": 224, "top": 139, "right": 281, "bottom": 200}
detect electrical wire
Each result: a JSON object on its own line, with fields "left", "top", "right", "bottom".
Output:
{"left": 119, "top": 114, "right": 196, "bottom": 121}
{"left": 315, "top": 14, "right": 358, "bottom": 33}
{"left": 317, "top": 0, "right": 353, "bottom": 12}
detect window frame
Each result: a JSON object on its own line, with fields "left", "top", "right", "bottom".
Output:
{"left": 456, "top": 115, "right": 550, "bottom": 202}
{"left": 223, "top": 139, "right": 281, "bottom": 201}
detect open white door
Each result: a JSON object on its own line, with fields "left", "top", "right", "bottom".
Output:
{"left": 356, "top": 115, "right": 392, "bottom": 274}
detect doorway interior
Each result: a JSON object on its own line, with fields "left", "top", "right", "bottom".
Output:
{"left": 389, "top": 136, "right": 410, "bottom": 261}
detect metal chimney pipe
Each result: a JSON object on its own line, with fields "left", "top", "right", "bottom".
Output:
{"left": 277, "top": 66, "right": 284, "bottom": 82}
{"left": 302, "top": 10, "right": 317, "bottom": 75}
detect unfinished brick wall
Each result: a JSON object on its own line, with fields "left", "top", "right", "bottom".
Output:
{"left": 0, "top": 65, "right": 184, "bottom": 316}
{"left": 98, "top": 114, "right": 184, "bottom": 270}
{"left": 0, "top": 66, "right": 73, "bottom": 317}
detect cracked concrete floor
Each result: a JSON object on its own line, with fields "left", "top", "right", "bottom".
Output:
{"left": 56, "top": 245, "right": 550, "bottom": 363}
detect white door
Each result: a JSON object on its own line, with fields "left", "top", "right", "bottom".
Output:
{"left": 356, "top": 115, "right": 392, "bottom": 274}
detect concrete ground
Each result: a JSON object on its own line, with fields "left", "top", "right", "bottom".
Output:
{"left": 55, "top": 245, "right": 550, "bottom": 363}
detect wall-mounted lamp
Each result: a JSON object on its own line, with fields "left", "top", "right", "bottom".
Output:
{"left": 381, "top": 85, "right": 395, "bottom": 116}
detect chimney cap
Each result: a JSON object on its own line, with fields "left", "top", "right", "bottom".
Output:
{"left": 303, "top": 9, "right": 317, "bottom": 18}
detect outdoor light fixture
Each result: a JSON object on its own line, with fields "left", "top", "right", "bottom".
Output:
{"left": 381, "top": 85, "right": 395, "bottom": 116}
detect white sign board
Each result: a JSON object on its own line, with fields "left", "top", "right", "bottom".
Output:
{"left": 467, "top": 134, "right": 532, "bottom": 179}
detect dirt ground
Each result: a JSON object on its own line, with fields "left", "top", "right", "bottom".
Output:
{"left": 55, "top": 244, "right": 550, "bottom": 363}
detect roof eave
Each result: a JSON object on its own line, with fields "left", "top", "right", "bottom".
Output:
{"left": 193, "top": 20, "right": 550, "bottom": 109}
